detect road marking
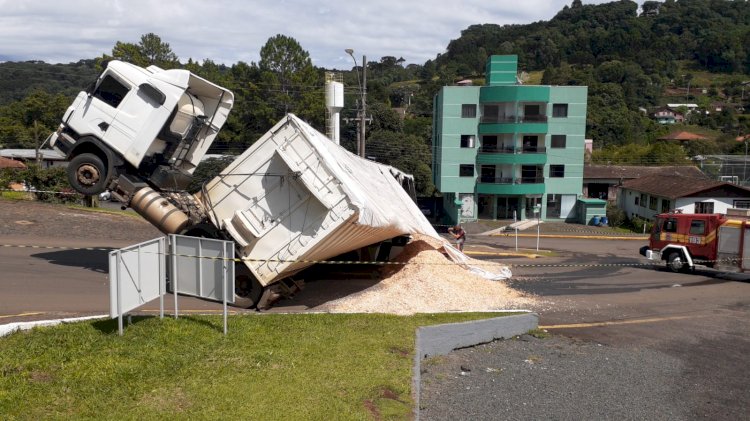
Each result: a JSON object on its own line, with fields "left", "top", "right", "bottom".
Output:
{"left": 0, "top": 312, "right": 44, "bottom": 319}
{"left": 540, "top": 314, "right": 704, "bottom": 329}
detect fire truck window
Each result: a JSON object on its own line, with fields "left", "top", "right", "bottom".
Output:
{"left": 664, "top": 219, "right": 678, "bottom": 233}
{"left": 689, "top": 220, "right": 706, "bottom": 235}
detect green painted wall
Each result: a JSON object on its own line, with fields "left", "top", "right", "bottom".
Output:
{"left": 542, "top": 86, "right": 588, "bottom": 219}
{"left": 433, "top": 86, "right": 481, "bottom": 194}
{"left": 432, "top": 56, "right": 588, "bottom": 223}
{"left": 480, "top": 85, "right": 550, "bottom": 103}
{"left": 485, "top": 55, "right": 518, "bottom": 86}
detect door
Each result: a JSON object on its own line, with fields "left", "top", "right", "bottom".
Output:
{"left": 480, "top": 165, "right": 496, "bottom": 183}
{"left": 65, "top": 75, "right": 124, "bottom": 148}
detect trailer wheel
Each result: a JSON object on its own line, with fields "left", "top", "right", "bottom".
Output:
{"left": 67, "top": 153, "right": 108, "bottom": 195}
{"left": 666, "top": 251, "right": 686, "bottom": 273}
{"left": 234, "top": 263, "right": 264, "bottom": 308}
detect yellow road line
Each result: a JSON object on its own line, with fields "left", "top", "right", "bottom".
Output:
{"left": 540, "top": 314, "right": 703, "bottom": 329}
{"left": 0, "top": 312, "right": 45, "bottom": 319}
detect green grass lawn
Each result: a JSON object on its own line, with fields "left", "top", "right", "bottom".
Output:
{"left": 0, "top": 313, "right": 508, "bottom": 420}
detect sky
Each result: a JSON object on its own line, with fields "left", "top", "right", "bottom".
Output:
{"left": 0, "top": 0, "right": 638, "bottom": 70}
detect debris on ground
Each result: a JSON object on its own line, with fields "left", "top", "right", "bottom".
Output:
{"left": 317, "top": 234, "right": 535, "bottom": 315}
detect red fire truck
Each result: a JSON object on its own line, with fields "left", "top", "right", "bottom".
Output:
{"left": 640, "top": 210, "right": 750, "bottom": 273}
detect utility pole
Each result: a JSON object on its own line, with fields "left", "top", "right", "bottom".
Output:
{"left": 346, "top": 49, "right": 369, "bottom": 158}
{"left": 360, "top": 55, "right": 367, "bottom": 158}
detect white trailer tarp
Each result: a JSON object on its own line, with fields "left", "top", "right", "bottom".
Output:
{"left": 202, "top": 114, "right": 510, "bottom": 285}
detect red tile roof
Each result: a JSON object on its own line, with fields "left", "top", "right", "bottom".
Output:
{"left": 584, "top": 165, "right": 706, "bottom": 180}
{"left": 0, "top": 156, "right": 26, "bottom": 169}
{"left": 621, "top": 174, "right": 750, "bottom": 199}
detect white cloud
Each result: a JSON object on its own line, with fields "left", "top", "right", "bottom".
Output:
{"left": 0, "top": 0, "right": 637, "bottom": 67}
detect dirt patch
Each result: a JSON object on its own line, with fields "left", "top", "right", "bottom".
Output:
{"left": 0, "top": 199, "right": 160, "bottom": 243}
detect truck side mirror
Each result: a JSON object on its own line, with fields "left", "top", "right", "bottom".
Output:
{"left": 138, "top": 83, "right": 166, "bottom": 106}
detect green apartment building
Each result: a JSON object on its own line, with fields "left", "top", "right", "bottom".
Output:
{"left": 432, "top": 55, "right": 588, "bottom": 223}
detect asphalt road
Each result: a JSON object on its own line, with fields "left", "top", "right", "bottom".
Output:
{"left": 2, "top": 201, "right": 748, "bottom": 419}
{"left": 421, "top": 235, "right": 750, "bottom": 420}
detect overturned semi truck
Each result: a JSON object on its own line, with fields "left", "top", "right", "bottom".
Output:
{"left": 158, "top": 114, "right": 506, "bottom": 307}
{"left": 50, "top": 61, "right": 509, "bottom": 308}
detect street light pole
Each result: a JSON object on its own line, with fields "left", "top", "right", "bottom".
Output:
{"left": 346, "top": 49, "right": 367, "bottom": 158}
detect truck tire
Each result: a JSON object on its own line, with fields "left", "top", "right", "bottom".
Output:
{"left": 234, "top": 263, "right": 264, "bottom": 308}
{"left": 67, "top": 153, "right": 108, "bottom": 195}
{"left": 666, "top": 251, "right": 686, "bottom": 273}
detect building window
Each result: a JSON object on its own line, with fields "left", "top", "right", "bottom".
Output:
{"left": 552, "top": 103, "right": 568, "bottom": 117}
{"left": 689, "top": 220, "right": 706, "bottom": 235}
{"left": 640, "top": 193, "right": 647, "bottom": 207}
{"left": 93, "top": 75, "right": 129, "bottom": 108}
{"left": 649, "top": 196, "right": 658, "bottom": 210}
{"left": 460, "top": 135, "right": 475, "bottom": 148}
{"left": 695, "top": 201, "right": 714, "bottom": 214}
{"left": 550, "top": 165, "right": 565, "bottom": 178}
{"left": 459, "top": 164, "right": 474, "bottom": 177}
{"left": 461, "top": 104, "right": 477, "bottom": 118}
{"left": 733, "top": 200, "right": 750, "bottom": 209}
{"left": 661, "top": 199, "right": 671, "bottom": 213}
{"left": 551, "top": 135, "right": 566, "bottom": 148}
{"left": 635, "top": 197, "right": 639, "bottom": 206}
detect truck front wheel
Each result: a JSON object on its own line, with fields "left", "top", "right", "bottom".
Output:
{"left": 234, "top": 263, "right": 264, "bottom": 308}
{"left": 666, "top": 251, "right": 686, "bottom": 273}
{"left": 67, "top": 153, "right": 108, "bottom": 195}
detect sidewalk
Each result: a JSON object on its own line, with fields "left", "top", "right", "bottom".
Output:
{"left": 461, "top": 220, "right": 649, "bottom": 240}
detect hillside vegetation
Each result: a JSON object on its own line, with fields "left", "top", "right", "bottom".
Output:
{"left": 1, "top": 0, "right": 749, "bottom": 194}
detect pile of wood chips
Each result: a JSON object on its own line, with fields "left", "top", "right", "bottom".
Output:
{"left": 317, "top": 234, "right": 535, "bottom": 315}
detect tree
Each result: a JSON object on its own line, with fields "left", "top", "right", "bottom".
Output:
{"left": 100, "top": 33, "right": 179, "bottom": 69}
{"left": 258, "top": 35, "right": 324, "bottom": 129}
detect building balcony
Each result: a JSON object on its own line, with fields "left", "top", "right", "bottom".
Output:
{"left": 520, "top": 114, "right": 547, "bottom": 123}
{"left": 478, "top": 176, "right": 544, "bottom": 185}
{"left": 481, "top": 115, "right": 517, "bottom": 124}
{"left": 479, "top": 146, "right": 547, "bottom": 154}
{"left": 476, "top": 179, "right": 546, "bottom": 195}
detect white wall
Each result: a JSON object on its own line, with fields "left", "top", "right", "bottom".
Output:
{"left": 620, "top": 187, "right": 744, "bottom": 219}
{"left": 674, "top": 197, "right": 736, "bottom": 214}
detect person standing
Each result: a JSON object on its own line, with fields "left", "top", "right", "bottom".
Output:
{"left": 448, "top": 224, "right": 466, "bottom": 251}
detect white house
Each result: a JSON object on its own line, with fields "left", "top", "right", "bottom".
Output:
{"left": 0, "top": 149, "right": 67, "bottom": 169}
{"left": 619, "top": 174, "right": 750, "bottom": 219}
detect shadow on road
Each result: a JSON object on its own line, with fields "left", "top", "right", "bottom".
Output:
{"left": 509, "top": 262, "right": 741, "bottom": 296}
{"left": 31, "top": 249, "right": 111, "bottom": 273}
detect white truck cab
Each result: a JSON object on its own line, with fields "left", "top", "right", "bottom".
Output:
{"left": 50, "top": 60, "right": 234, "bottom": 197}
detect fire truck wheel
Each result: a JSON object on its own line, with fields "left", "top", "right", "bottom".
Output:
{"left": 666, "top": 251, "right": 686, "bottom": 273}
{"left": 233, "top": 263, "right": 264, "bottom": 308}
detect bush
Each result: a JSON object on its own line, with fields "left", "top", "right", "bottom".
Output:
{"left": 1, "top": 164, "right": 81, "bottom": 203}
{"left": 628, "top": 215, "right": 654, "bottom": 234}
{"left": 606, "top": 204, "right": 626, "bottom": 227}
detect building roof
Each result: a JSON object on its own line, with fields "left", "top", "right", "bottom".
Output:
{"left": 621, "top": 175, "right": 750, "bottom": 199}
{"left": 0, "top": 149, "right": 66, "bottom": 160}
{"left": 658, "top": 131, "right": 708, "bottom": 141}
{"left": 0, "top": 156, "right": 26, "bottom": 169}
{"left": 584, "top": 165, "right": 706, "bottom": 180}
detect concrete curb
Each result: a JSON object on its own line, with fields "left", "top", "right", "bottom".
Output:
{"left": 0, "top": 315, "right": 108, "bottom": 337}
{"left": 412, "top": 312, "right": 539, "bottom": 420}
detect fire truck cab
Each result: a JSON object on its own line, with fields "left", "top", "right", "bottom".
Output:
{"left": 640, "top": 210, "right": 750, "bottom": 273}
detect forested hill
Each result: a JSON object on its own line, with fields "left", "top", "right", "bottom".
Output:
{"left": 421, "top": 0, "right": 750, "bottom": 151}
{"left": 0, "top": 60, "right": 99, "bottom": 106}
{"left": 434, "top": 0, "right": 750, "bottom": 76}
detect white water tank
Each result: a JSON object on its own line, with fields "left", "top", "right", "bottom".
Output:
{"left": 325, "top": 80, "right": 344, "bottom": 144}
